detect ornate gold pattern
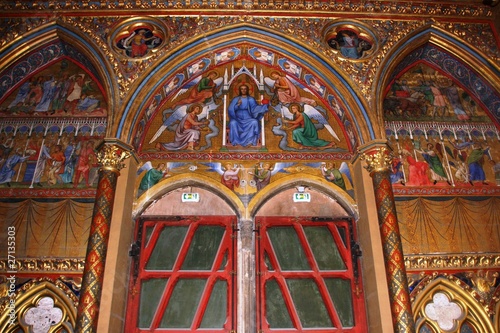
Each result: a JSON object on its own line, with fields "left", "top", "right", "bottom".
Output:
{"left": 1, "top": 15, "right": 498, "bottom": 103}
{"left": 410, "top": 274, "right": 498, "bottom": 329}
{"left": 359, "top": 146, "right": 393, "bottom": 174}
{"left": 0, "top": 1, "right": 493, "bottom": 17}
{"left": 0, "top": 278, "right": 79, "bottom": 327}
{"left": 97, "top": 143, "right": 131, "bottom": 172}
{"left": 405, "top": 255, "right": 500, "bottom": 271}
{"left": 0, "top": 258, "right": 85, "bottom": 273}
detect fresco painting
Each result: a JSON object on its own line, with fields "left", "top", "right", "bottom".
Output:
{"left": 0, "top": 121, "right": 105, "bottom": 189}
{"left": 383, "top": 64, "right": 490, "bottom": 123}
{"left": 386, "top": 122, "right": 499, "bottom": 187}
{"left": 0, "top": 60, "right": 107, "bottom": 118}
{"left": 135, "top": 160, "right": 354, "bottom": 199}
{"left": 143, "top": 60, "right": 346, "bottom": 154}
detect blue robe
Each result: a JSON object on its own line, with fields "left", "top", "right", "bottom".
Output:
{"left": 228, "top": 95, "right": 268, "bottom": 147}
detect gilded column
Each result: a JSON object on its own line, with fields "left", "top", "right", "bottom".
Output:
{"left": 75, "top": 140, "right": 132, "bottom": 333}
{"left": 359, "top": 142, "right": 415, "bottom": 333}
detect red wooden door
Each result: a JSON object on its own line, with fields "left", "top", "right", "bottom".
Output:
{"left": 125, "top": 216, "right": 236, "bottom": 332}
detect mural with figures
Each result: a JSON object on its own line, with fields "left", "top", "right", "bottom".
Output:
{"left": 384, "top": 64, "right": 500, "bottom": 189}
{"left": 0, "top": 59, "right": 107, "bottom": 189}
{"left": 133, "top": 45, "right": 357, "bottom": 200}
{"left": 138, "top": 52, "right": 351, "bottom": 154}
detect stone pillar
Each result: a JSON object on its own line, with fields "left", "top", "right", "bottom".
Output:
{"left": 238, "top": 218, "right": 256, "bottom": 333}
{"left": 358, "top": 141, "right": 415, "bottom": 333}
{"left": 75, "top": 140, "right": 132, "bottom": 333}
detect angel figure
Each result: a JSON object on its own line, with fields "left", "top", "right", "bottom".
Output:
{"left": 283, "top": 103, "right": 336, "bottom": 150}
{"left": 321, "top": 162, "right": 351, "bottom": 191}
{"left": 137, "top": 161, "right": 169, "bottom": 196}
{"left": 268, "top": 71, "right": 316, "bottom": 106}
{"left": 171, "top": 71, "right": 221, "bottom": 109}
{"left": 155, "top": 104, "right": 209, "bottom": 151}
{"left": 201, "top": 162, "right": 242, "bottom": 190}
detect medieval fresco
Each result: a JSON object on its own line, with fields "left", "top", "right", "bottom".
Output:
{"left": 0, "top": 60, "right": 107, "bottom": 118}
{"left": 383, "top": 64, "right": 490, "bottom": 123}
{"left": 0, "top": 58, "right": 107, "bottom": 189}
{"left": 134, "top": 46, "right": 356, "bottom": 200}
{"left": 323, "top": 21, "right": 377, "bottom": 60}
{"left": 139, "top": 59, "right": 349, "bottom": 153}
{"left": 136, "top": 160, "right": 354, "bottom": 200}
{"left": 384, "top": 63, "right": 500, "bottom": 189}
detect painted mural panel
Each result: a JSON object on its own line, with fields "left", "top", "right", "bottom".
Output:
{"left": 384, "top": 63, "right": 500, "bottom": 189}
{"left": 142, "top": 66, "right": 346, "bottom": 154}
{"left": 0, "top": 60, "right": 107, "bottom": 118}
{"left": 134, "top": 47, "right": 356, "bottom": 200}
{"left": 136, "top": 161, "right": 354, "bottom": 200}
{"left": 0, "top": 60, "right": 107, "bottom": 189}
{"left": 383, "top": 64, "right": 490, "bottom": 123}
{"left": 396, "top": 197, "right": 500, "bottom": 254}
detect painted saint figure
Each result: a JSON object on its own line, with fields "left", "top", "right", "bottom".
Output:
{"left": 270, "top": 71, "right": 316, "bottom": 106}
{"left": 284, "top": 103, "right": 334, "bottom": 150}
{"left": 138, "top": 162, "right": 169, "bottom": 195}
{"left": 249, "top": 162, "right": 272, "bottom": 190}
{"left": 157, "top": 104, "right": 208, "bottom": 151}
{"left": 0, "top": 148, "right": 31, "bottom": 186}
{"left": 228, "top": 84, "right": 269, "bottom": 147}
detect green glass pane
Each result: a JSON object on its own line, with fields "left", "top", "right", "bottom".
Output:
{"left": 144, "top": 225, "right": 154, "bottom": 247}
{"left": 182, "top": 226, "right": 225, "bottom": 270}
{"left": 264, "top": 251, "right": 274, "bottom": 271}
{"left": 337, "top": 226, "right": 347, "bottom": 248}
{"left": 138, "top": 278, "right": 168, "bottom": 328}
{"left": 200, "top": 280, "right": 227, "bottom": 328}
{"left": 265, "top": 279, "right": 293, "bottom": 328}
{"left": 146, "top": 226, "right": 188, "bottom": 270}
{"left": 267, "top": 227, "right": 310, "bottom": 271}
{"left": 287, "top": 279, "right": 333, "bottom": 328}
{"left": 160, "top": 278, "right": 206, "bottom": 328}
{"left": 304, "top": 226, "right": 346, "bottom": 270}
{"left": 325, "top": 278, "right": 354, "bottom": 327}
{"left": 218, "top": 250, "right": 228, "bottom": 271}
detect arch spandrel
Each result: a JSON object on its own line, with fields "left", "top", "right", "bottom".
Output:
{"left": 118, "top": 24, "right": 378, "bottom": 152}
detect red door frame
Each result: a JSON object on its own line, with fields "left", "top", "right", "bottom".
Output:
{"left": 256, "top": 216, "right": 368, "bottom": 332}
{"left": 125, "top": 216, "right": 237, "bottom": 333}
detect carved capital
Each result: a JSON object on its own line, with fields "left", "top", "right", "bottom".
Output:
{"left": 359, "top": 146, "right": 393, "bottom": 174}
{"left": 97, "top": 140, "right": 133, "bottom": 173}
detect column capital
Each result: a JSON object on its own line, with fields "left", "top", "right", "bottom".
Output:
{"left": 356, "top": 140, "right": 393, "bottom": 174}
{"left": 96, "top": 139, "right": 135, "bottom": 173}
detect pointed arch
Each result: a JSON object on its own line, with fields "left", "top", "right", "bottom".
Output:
{"left": 375, "top": 24, "right": 500, "bottom": 125}
{"left": 412, "top": 277, "right": 495, "bottom": 333}
{"left": 117, "top": 23, "right": 377, "bottom": 148}
{"left": 0, "top": 21, "right": 117, "bottom": 123}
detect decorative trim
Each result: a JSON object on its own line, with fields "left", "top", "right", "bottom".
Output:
{"left": 96, "top": 141, "right": 132, "bottom": 172}
{"left": 405, "top": 254, "right": 500, "bottom": 271}
{"left": 0, "top": 1, "right": 493, "bottom": 18}
{"left": 0, "top": 258, "right": 85, "bottom": 273}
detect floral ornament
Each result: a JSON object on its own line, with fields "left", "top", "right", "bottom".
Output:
{"left": 23, "top": 296, "right": 63, "bottom": 333}
{"left": 424, "top": 292, "right": 463, "bottom": 331}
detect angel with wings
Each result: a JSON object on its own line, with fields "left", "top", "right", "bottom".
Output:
{"left": 171, "top": 71, "right": 221, "bottom": 109}
{"left": 149, "top": 73, "right": 224, "bottom": 146}
{"left": 155, "top": 103, "right": 209, "bottom": 151}
{"left": 268, "top": 71, "right": 316, "bottom": 106}
{"left": 283, "top": 103, "right": 337, "bottom": 149}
